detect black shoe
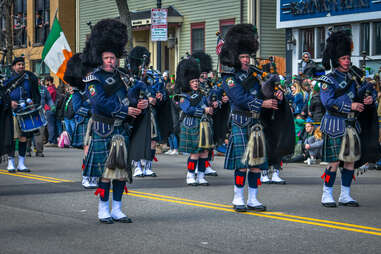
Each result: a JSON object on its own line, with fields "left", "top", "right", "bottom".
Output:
{"left": 26, "top": 152, "right": 32, "bottom": 157}
{"left": 17, "top": 168, "right": 31, "bottom": 173}
{"left": 321, "top": 202, "right": 337, "bottom": 208}
{"left": 247, "top": 204, "right": 267, "bottom": 211}
{"left": 339, "top": 201, "right": 359, "bottom": 207}
{"left": 8, "top": 169, "right": 16, "bottom": 173}
{"left": 99, "top": 217, "right": 114, "bottom": 224}
{"left": 233, "top": 205, "right": 247, "bottom": 212}
{"left": 113, "top": 216, "right": 132, "bottom": 223}
{"left": 36, "top": 152, "right": 45, "bottom": 157}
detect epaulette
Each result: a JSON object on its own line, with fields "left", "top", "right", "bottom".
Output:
{"left": 317, "top": 75, "right": 334, "bottom": 85}
{"left": 82, "top": 73, "right": 98, "bottom": 83}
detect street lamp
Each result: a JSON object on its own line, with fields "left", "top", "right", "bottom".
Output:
{"left": 167, "top": 34, "right": 176, "bottom": 49}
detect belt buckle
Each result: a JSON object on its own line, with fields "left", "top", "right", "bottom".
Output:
{"left": 251, "top": 112, "right": 260, "bottom": 119}
{"left": 347, "top": 112, "right": 355, "bottom": 119}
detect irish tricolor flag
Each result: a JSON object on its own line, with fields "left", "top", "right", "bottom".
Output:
{"left": 42, "top": 17, "right": 72, "bottom": 81}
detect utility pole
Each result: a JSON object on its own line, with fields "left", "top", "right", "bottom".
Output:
{"left": 157, "top": 0, "right": 161, "bottom": 72}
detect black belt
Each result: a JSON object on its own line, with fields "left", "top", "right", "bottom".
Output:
{"left": 184, "top": 114, "right": 202, "bottom": 119}
{"left": 92, "top": 114, "right": 114, "bottom": 125}
{"left": 327, "top": 110, "right": 348, "bottom": 118}
{"left": 232, "top": 110, "right": 252, "bottom": 117}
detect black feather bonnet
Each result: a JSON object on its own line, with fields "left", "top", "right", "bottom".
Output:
{"left": 322, "top": 30, "right": 353, "bottom": 70}
{"left": 63, "top": 53, "right": 93, "bottom": 90}
{"left": 191, "top": 51, "right": 212, "bottom": 73}
{"left": 175, "top": 57, "right": 201, "bottom": 93}
{"left": 128, "top": 46, "right": 151, "bottom": 76}
{"left": 82, "top": 19, "right": 128, "bottom": 68}
{"left": 219, "top": 24, "right": 259, "bottom": 70}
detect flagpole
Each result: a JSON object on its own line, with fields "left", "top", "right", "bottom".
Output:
{"left": 216, "top": 31, "right": 221, "bottom": 75}
{"left": 54, "top": 7, "right": 59, "bottom": 21}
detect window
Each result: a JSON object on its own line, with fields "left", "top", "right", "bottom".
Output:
{"left": 191, "top": 22, "right": 205, "bottom": 53}
{"left": 300, "top": 28, "right": 314, "bottom": 59}
{"left": 316, "top": 27, "right": 325, "bottom": 58}
{"left": 375, "top": 22, "right": 381, "bottom": 55}
{"left": 35, "top": 0, "right": 50, "bottom": 44}
{"left": 219, "top": 18, "right": 235, "bottom": 39}
{"left": 360, "top": 23, "right": 370, "bottom": 55}
{"left": 334, "top": 24, "right": 351, "bottom": 32}
{"left": 31, "top": 60, "right": 50, "bottom": 76}
{"left": 13, "top": 0, "right": 27, "bottom": 47}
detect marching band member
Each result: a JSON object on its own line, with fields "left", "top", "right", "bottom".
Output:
{"left": 128, "top": 46, "right": 160, "bottom": 177}
{"left": 3, "top": 56, "right": 40, "bottom": 173}
{"left": 319, "top": 30, "right": 378, "bottom": 208}
{"left": 220, "top": 24, "right": 286, "bottom": 212}
{"left": 64, "top": 53, "right": 97, "bottom": 189}
{"left": 177, "top": 57, "right": 215, "bottom": 186}
{"left": 191, "top": 52, "right": 221, "bottom": 177}
{"left": 81, "top": 19, "right": 148, "bottom": 223}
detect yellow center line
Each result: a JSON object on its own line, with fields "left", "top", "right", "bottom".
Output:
{"left": 0, "top": 171, "right": 61, "bottom": 183}
{"left": 128, "top": 193, "right": 381, "bottom": 237}
{"left": 128, "top": 190, "right": 381, "bottom": 234}
{"left": 2, "top": 171, "right": 380, "bottom": 236}
{"left": 0, "top": 170, "right": 74, "bottom": 183}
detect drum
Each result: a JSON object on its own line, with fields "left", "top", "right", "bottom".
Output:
{"left": 15, "top": 105, "right": 48, "bottom": 132}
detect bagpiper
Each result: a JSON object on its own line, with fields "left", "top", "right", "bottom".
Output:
{"left": 63, "top": 53, "right": 97, "bottom": 189}
{"left": 319, "top": 29, "right": 379, "bottom": 208}
{"left": 80, "top": 19, "right": 149, "bottom": 223}
{"left": 220, "top": 24, "right": 289, "bottom": 212}
{"left": 176, "top": 57, "right": 216, "bottom": 186}
{"left": 128, "top": 46, "right": 162, "bottom": 177}
{"left": 191, "top": 51, "right": 223, "bottom": 177}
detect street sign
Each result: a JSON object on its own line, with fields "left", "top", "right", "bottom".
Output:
{"left": 151, "top": 8, "right": 167, "bottom": 41}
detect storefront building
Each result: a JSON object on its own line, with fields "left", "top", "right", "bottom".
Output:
{"left": 277, "top": 0, "right": 381, "bottom": 76}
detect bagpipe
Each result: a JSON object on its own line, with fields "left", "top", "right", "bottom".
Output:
{"left": 339, "top": 64, "right": 373, "bottom": 164}
{"left": 240, "top": 63, "right": 296, "bottom": 167}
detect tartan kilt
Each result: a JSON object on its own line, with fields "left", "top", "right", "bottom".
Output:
{"left": 71, "top": 118, "right": 89, "bottom": 149}
{"left": 224, "top": 121, "right": 267, "bottom": 170}
{"left": 179, "top": 118, "right": 203, "bottom": 154}
{"left": 83, "top": 125, "right": 129, "bottom": 178}
{"left": 322, "top": 134, "right": 343, "bottom": 162}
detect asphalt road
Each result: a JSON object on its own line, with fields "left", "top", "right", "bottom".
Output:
{"left": 0, "top": 147, "right": 380, "bottom": 254}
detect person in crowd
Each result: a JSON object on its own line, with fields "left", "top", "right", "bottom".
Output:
{"left": 165, "top": 73, "right": 180, "bottom": 155}
{"left": 62, "top": 86, "right": 76, "bottom": 140}
{"left": 290, "top": 79, "right": 307, "bottom": 116}
{"left": 303, "top": 81, "right": 325, "bottom": 124}
{"left": 299, "top": 52, "right": 314, "bottom": 75}
{"left": 304, "top": 126, "right": 323, "bottom": 165}
{"left": 45, "top": 76, "right": 58, "bottom": 146}
{"left": 54, "top": 81, "right": 66, "bottom": 142}
{"left": 34, "top": 76, "right": 55, "bottom": 157}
